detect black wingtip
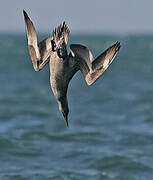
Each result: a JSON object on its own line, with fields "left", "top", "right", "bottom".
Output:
{"left": 114, "top": 41, "right": 121, "bottom": 51}
{"left": 23, "top": 10, "right": 26, "bottom": 16}
{"left": 23, "top": 10, "right": 28, "bottom": 20}
{"left": 118, "top": 42, "right": 121, "bottom": 50}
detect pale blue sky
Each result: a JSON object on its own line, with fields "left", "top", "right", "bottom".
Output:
{"left": 0, "top": 0, "right": 153, "bottom": 34}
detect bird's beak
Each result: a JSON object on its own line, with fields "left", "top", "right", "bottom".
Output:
{"left": 62, "top": 112, "right": 69, "bottom": 128}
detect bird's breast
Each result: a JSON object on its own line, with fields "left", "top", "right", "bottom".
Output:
{"left": 49, "top": 55, "right": 69, "bottom": 99}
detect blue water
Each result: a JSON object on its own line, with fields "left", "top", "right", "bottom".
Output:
{"left": 0, "top": 34, "right": 153, "bottom": 180}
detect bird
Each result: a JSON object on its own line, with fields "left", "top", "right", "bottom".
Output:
{"left": 23, "top": 10, "right": 121, "bottom": 127}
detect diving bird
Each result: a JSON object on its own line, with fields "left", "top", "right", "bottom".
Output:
{"left": 23, "top": 10, "right": 121, "bottom": 127}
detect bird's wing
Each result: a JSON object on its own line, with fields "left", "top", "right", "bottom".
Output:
{"left": 70, "top": 44, "right": 92, "bottom": 79}
{"left": 70, "top": 42, "right": 120, "bottom": 85}
{"left": 23, "top": 10, "right": 52, "bottom": 71}
{"left": 38, "top": 37, "right": 52, "bottom": 69}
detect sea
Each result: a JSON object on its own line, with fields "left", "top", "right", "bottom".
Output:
{"left": 0, "top": 33, "right": 153, "bottom": 180}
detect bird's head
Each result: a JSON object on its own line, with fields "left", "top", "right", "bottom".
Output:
{"left": 51, "top": 22, "right": 70, "bottom": 58}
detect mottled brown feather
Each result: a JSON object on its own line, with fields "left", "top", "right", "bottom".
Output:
{"left": 23, "top": 10, "right": 52, "bottom": 71}
{"left": 70, "top": 42, "right": 120, "bottom": 85}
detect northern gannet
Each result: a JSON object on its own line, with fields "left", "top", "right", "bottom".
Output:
{"left": 23, "top": 10, "right": 121, "bottom": 127}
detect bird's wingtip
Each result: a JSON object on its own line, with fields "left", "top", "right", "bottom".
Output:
{"left": 23, "top": 10, "right": 28, "bottom": 20}
{"left": 23, "top": 10, "right": 26, "bottom": 16}
{"left": 114, "top": 41, "right": 121, "bottom": 51}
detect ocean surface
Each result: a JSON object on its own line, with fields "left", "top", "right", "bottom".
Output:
{"left": 0, "top": 33, "right": 153, "bottom": 180}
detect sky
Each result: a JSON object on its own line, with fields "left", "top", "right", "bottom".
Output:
{"left": 1, "top": 0, "right": 153, "bottom": 34}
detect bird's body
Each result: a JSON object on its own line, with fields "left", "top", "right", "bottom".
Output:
{"left": 23, "top": 10, "right": 121, "bottom": 127}
{"left": 49, "top": 56, "right": 76, "bottom": 100}
{"left": 49, "top": 52, "right": 78, "bottom": 126}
